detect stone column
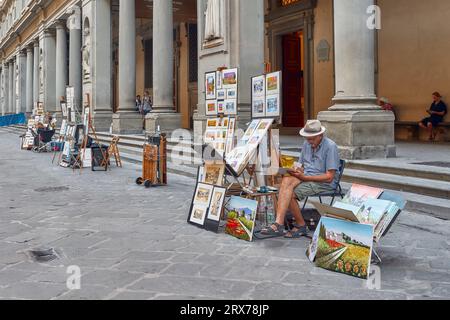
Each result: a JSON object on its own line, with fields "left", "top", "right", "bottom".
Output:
{"left": 26, "top": 47, "right": 34, "bottom": 114}
{"left": 113, "top": 0, "right": 141, "bottom": 134}
{"left": 67, "top": 6, "right": 82, "bottom": 111}
{"left": 42, "top": 29, "right": 57, "bottom": 113}
{"left": 33, "top": 41, "right": 40, "bottom": 111}
{"left": 318, "top": 0, "right": 396, "bottom": 159}
{"left": 145, "top": 0, "right": 181, "bottom": 133}
{"left": 17, "top": 51, "right": 27, "bottom": 114}
{"left": 55, "top": 21, "right": 68, "bottom": 117}
{"left": 10, "top": 59, "right": 16, "bottom": 114}
{"left": 2, "top": 63, "right": 8, "bottom": 116}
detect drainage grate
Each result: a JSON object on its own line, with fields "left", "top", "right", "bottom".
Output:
{"left": 412, "top": 162, "right": 450, "bottom": 168}
{"left": 34, "top": 186, "right": 70, "bottom": 193}
{"left": 28, "top": 248, "right": 60, "bottom": 263}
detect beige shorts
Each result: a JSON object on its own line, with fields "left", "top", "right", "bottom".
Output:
{"left": 294, "top": 182, "right": 335, "bottom": 201}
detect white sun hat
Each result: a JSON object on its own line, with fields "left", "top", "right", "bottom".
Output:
{"left": 299, "top": 120, "right": 327, "bottom": 138}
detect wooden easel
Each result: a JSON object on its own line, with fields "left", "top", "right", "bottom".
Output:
{"left": 108, "top": 136, "right": 122, "bottom": 168}
{"left": 73, "top": 94, "right": 107, "bottom": 173}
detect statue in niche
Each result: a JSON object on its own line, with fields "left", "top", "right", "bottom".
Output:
{"left": 204, "top": 0, "right": 221, "bottom": 42}
{"left": 82, "top": 20, "right": 91, "bottom": 81}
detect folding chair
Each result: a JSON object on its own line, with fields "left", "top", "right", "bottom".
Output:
{"left": 301, "top": 159, "right": 346, "bottom": 210}
{"left": 33, "top": 129, "right": 55, "bottom": 153}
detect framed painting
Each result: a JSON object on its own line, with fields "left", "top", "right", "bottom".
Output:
{"left": 205, "top": 71, "right": 217, "bottom": 100}
{"left": 207, "top": 187, "right": 227, "bottom": 222}
{"left": 205, "top": 100, "right": 218, "bottom": 116}
{"left": 224, "top": 99, "right": 237, "bottom": 116}
{"left": 221, "top": 68, "right": 238, "bottom": 89}
{"left": 266, "top": 71, "right": 281, "bottom": 95}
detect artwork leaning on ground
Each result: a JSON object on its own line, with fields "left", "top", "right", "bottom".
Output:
{"left": 225, "top": 196, "right": 258, "bottom": 242}
{"left": 313, "top": 217, "right": 374, "bottom": 280}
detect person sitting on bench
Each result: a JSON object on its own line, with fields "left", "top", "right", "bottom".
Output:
{"left": 419, "top": 92, "right": 448, "bottom": 141}
{"left": 261, "top": 120, "right": 341, "bottom": 238}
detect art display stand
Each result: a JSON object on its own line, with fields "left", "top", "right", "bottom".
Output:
{"left": 187, "top": 68, "right": 284, "bottom": 242}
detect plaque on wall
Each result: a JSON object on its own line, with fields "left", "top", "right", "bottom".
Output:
{"left": 317, "top": 39, "right": 331, "bottom": 62}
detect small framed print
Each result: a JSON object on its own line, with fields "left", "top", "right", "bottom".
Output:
{"left": 205, "top": 100, "right": 218, "bottom": 116}
{"left": 252, "top": 75, "right": 266, "bottom": 98}
{"left": 189, "top": 204, "right": 209, "bottom": 227}
{"left": 207, "top": 187, "right": 227, "bottom": 222}
{"left": 266, "top": 71, "right": 281, "bottom": 95}
{"left": 252, "top": 98, "right": 265, "bottom": 118}
{"left": 216, "top": 70, "right": 223, "bottom": 89}
{"left": 265, "top": 94, "right": 281, "bottom": 117}
{"left": 222, "top": 68, "right": 238, "bottom": 89}
{"left": 205, "top": 72, "right": 217, "bottom": 100}
{"left": 203, "top": 161, "right": 226, "bottom": 186}
{"left": 224, "top": 99, "right": 237, "bottom": 116}
{"left": 193, "top": 183, "right": 214, "bottom": 206}
{"left": 226, "top": 89, "right": 237, "bottom": 100}
{"left": 207, "top": 118, "right": 218, "bottom": 128}
{"left": 217, "top": 89, "right": 226, "bottom": 100}
{"left": 60, "top": 102, "right": 68, "bottom": 118}
{"left": 217, "top": 101, "right": 225, "bottom": 114}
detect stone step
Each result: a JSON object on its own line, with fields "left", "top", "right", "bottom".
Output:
{"left": 343, "top": 168, "right": 450, "bottom": 200}
{"left": 347, "top": 160, "right": 450, "bottom": 182}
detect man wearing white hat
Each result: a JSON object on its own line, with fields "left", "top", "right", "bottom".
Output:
{"left": 261, "top": 120, "right": 341, "bottom": 238}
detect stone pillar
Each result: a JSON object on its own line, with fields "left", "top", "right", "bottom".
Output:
{"left": 10, "top": 59, "right": 16, "bottom": 114}
{"left": 4, "top": 63, "right": 9, "bottom": 115}
{"left": 67, "top": 5, "right": 82, "bottom": 112}
{"left": 2, "top": 64, "right": 8, "bottom": 116}
{"left": 145, "top": 0, "right": 181, "bottom": 133}
{"left": 17, "top": 51, "right": 27, "bottom": 114}
{"left": 113, "top": 0, "right": 141, "bottom": 134}
{"left": 193, "top": 0, "right": 265, "bottom": 137}
{"left": 41, "top": 29, "right": 57, "bottom": 113}
{"left": 33, "top": 41, "right": 40, "bottom": 111}
{"left": 318, "top": 0, "right": 396, "bottom": 159}
{"left": 26, "top": 47, "right": 34, "bottom": 114}
{"left": 55, "top": 21, "right": 68, "bottom": 117}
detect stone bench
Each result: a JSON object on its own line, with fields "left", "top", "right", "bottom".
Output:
{"left": 395, "top": 121, "right": 450, "bottom": 141}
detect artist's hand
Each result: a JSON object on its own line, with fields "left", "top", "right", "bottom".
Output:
{"left": 287, "top": 169, "right": 306, "bottom": 181}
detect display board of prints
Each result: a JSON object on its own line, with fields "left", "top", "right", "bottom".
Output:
{"left": 204, "top": 117, "right": 236, "bottom": 157}
{"left": 205, "top": 68, "right": 238, "bottom": 116}
{"left": 251, "top": 71, "right": 282, "bottom": 119}
{"left": 225, "top": 118, "right": 274, "bottom": 176}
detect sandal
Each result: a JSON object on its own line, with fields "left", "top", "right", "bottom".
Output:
{"left": 284, "top": 224, "right": 308, "bottom": 239}
{"left": 256, "top": 223, "right": 285, "bottom": 238}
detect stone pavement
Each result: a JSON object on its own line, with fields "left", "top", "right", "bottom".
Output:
{"left": 0, "top": 128, "right": 449, "bottom": 300}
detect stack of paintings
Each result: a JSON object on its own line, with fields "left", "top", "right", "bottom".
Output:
{"left": 225, "top": 118, "right": 274, "bottom": 176}
{"left": 188, "top": 161, "right": 227, "bottom": 233}
{"left": 204, "top": 117, "right": 235, "bottom": 157}
{"left": 307, "top": 184, "right": 406, "bottom": 279}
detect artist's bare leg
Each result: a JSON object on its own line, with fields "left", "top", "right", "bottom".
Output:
{"left": 288, "top": 197, "right": 306, "bottom": 227}
{"left": 261, "top": 176, "right": 301, "bottom": 233}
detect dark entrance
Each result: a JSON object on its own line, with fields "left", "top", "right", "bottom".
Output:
{"left": 282, "top": 31, "right": 305, "bottom": 128}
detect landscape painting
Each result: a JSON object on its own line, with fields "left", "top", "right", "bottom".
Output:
{"left": 225, "top": 196, "right": 258, "bottom": 242}
{"left": 315, "top": 217, "right": 373, "bottom": 279}
{"left": 205, "top": 72, "right": 216, "bottom": 100}
{"left": 222, "top": 68, "right": 238, "bottom": 89}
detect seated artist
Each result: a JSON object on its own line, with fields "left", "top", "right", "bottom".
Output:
{"left": 261, "top": 120, "right": 341, "bottom": 238}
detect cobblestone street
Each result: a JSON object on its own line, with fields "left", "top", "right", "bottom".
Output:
{"left": 0, "top": 129, "right": 449, "bottom": 300}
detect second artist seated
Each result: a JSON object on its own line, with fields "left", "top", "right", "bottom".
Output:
{"left": 261, "top": 120, "right": 341, "bottom": 238}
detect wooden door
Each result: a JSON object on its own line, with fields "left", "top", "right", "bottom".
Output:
{"left": 282, "top": 33, "right": 304, "bottom": 127}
